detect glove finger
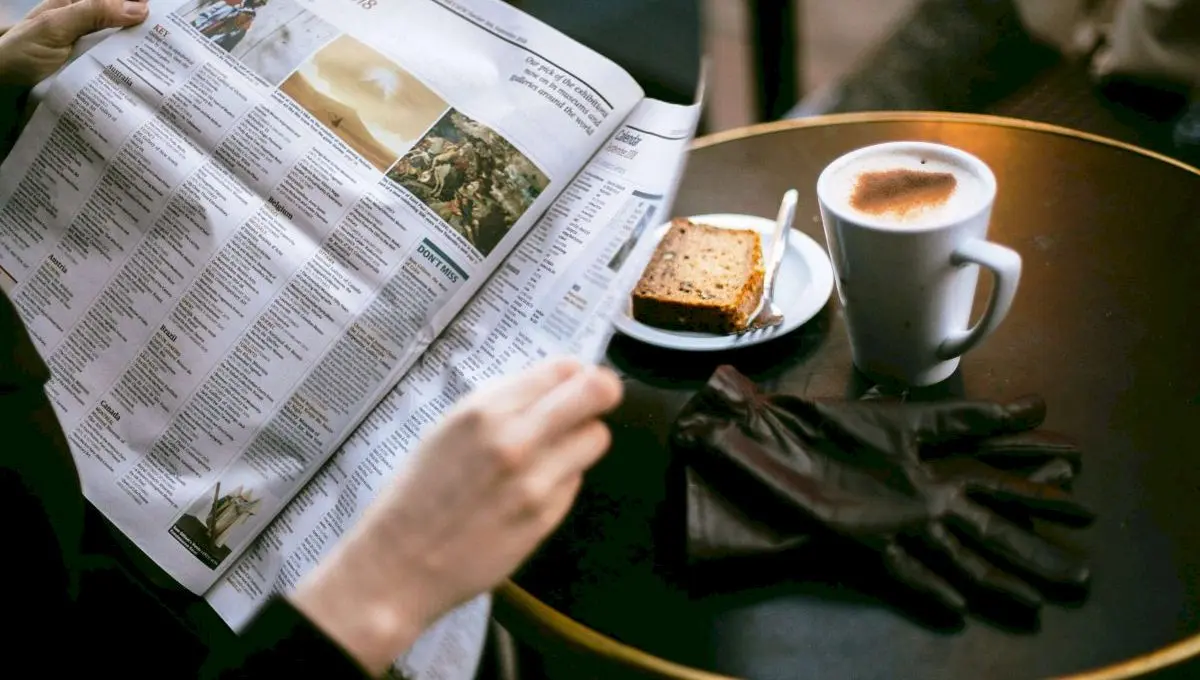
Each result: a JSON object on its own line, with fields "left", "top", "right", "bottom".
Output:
{"left": 934, "top": 458, "right": 1096, "bottom": 526}
{"left": 858, "top": 385, "right": 904, "bottom": 402}
{"left": 923, "top": 522, "right": 1042, "bottom": 608}
{"left": 672, "top": 366, "right": 763, "bottom": 447}
{"left": 1027, "top": 458, "right": 1076, "bottom": 487}
{"left": 881, "top": 542, "right": 967, "bottom": 613}
{"left": 949, "top": 499, "right": 1091, "bottom": 586}
{"left": 932, "top": 431, "right": 1082, "bottom": 472}
{"left": 705, "top": 365, "right": 762, "bottom": 411}
{"left": 903, "top": 395, "right": 1047, "bottom": 446}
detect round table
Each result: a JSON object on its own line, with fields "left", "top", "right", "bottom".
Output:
{"left": 499, "top": 113, "right": 1200, "bottom": 680}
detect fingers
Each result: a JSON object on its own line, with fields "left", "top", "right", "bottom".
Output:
{"left": 534, "top": 472, "right": 583, "bottom": 532}
{"left": 708, "top": 365, "right": 760, "bottom": 404}
{"left": 1027, "top": 458, "right": 1075, "bottom": 487}
{"left": 972, "top": 476, "right": 1095, "bottom": 527}
{"left": 931, "top": 458, "right": 1096, "bottom": 526}
{"left": 453, "top": 361, "right": 618, "bottom": 483}
{"left": 680, "top": 364, "right": 760, "bottom": 423}
{"left": 881, "top": 542, "right": 966, "bottom": 613}
{"left": 525, "top": 420, "right": 611, "bottom": 496}
{"left": 922, "top": 522, "right": 1042, "bottom": 608}
{"left": 904, "top": 395, "right": 1046, "bottom": 446}
{"left": 959, "top": 431, "right": 1082, "bottom": 472}
{"left": 467, "top": 356, "right": 582, "bottom": 414}
{"left": 858, "top": 385, "right": 902, "bottom": 403}
{"left": 521, "top": 365, "right": 622, "bottom": 444}
{"left": 948, "top": 498, "right": 1091, "bottom": 586}
{"left": 41, "top": 0, "right": 148, "bottom": 46}
{"left": 807, "top": 396, "right": 1049, "bottom": 460}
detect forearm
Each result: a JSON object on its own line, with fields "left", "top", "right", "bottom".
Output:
{"left": 207, "top": 532, "right": 432, "bottom": 679}
{"left": 289, "top": 531, "right": 428, "bottom": 677}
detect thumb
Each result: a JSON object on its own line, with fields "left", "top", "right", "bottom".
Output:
{"left": 896, "top": 395, "right": 1047, "bottom": 447}
{"left": 40, "top": 0, "right": 148, "bottom": 46}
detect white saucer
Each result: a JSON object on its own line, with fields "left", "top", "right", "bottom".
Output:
{"left": 613, "top": 213, "right": 835, "bottom": 352}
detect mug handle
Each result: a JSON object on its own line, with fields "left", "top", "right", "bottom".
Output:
{"left": 936, "top": 239, "right": 1022, "bottom": 360}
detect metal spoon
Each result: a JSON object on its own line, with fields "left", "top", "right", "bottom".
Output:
{"left": 740, "top": 189, "right": 797, "bottom": 333}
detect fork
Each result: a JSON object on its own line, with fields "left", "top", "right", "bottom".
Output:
{"left": 739, "top": 189, "right": 798, "bottom": 333}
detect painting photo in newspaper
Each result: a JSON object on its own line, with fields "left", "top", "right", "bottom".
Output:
{"left": 277, "top": 34, "right": 450, "bottom": 172}
{"left": 388, "top": 109, "right": 550, "bottom": 257}
{"left": 174, "top": 0, "right": 339, "bottom": 85}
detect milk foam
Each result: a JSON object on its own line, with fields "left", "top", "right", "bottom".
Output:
{"left": 827, "top": 150, "right": 986, "bottom": 228}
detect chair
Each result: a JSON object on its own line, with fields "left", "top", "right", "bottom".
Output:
{"left": 784, "top": 0, "right": 1199, "bottom": 167}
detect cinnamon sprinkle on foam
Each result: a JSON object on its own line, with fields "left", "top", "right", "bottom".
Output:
{"left": 850, "top": 169, "right": 957, "bottom": 218}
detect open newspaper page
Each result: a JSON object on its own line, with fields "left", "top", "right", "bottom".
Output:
{"left": 205, "top": 97, "right": 701, "bottom": 680}
{"left": 0, "top": 0, "right": 642, "bottom": 592}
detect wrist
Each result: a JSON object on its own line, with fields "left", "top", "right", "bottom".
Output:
{"left": 290, "top": 537, "right": 429, "bottom": 675}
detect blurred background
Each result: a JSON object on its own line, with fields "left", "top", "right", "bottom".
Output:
{"left": 6, "top": 0, "right": 1198, "bottom": 164}
{"left": 512, "top": 0, "right": 914, "bottom": 130}
{"left": 513, "top": 0, "right": 1200, "bottom": 166}
{"left": 518, "top": 0, "right": 915, "bottom": 130}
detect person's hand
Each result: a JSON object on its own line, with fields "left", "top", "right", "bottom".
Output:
{"left": 291, "top": 358, "right": 623, "bottom": 674}
{"left": 0, "top": 0, "right": 149, "bottom": 88}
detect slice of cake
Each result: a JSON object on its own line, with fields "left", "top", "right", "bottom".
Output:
{"left": 631, "top": 219, "right": 764, "bottom": 334}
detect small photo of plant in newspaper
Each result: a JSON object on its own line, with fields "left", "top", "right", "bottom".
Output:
{"left": 175, "top": 0, "right": 339, "bottom": 85}
{"left": 170, "top": 477, "right": 264, "bottom": 569}
{"left": 387, "top": 110, "right": 550, "bottom": 257}
{"left": 279, "top": 34, "right": 450, "bottom": 173}
{"left": 607, "top": 203, "right": 659, "bottom": 272}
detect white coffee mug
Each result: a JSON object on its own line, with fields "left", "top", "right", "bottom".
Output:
{"left": 816, "top": 141, "right": 1020, "bottom": 386}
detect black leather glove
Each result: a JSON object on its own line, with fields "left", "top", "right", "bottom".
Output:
{"left": 671, "top": 365, "right": 1095, "bottom": 612}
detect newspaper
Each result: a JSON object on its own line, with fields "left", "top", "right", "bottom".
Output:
{"left": 0, "top": 0, "right": 701, "bottom": 677}
{"left": 0, "top": 0, "right": 636, "bottom": 588}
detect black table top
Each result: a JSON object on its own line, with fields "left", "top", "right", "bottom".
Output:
{"left": 510, "top": 113, "right": 1200, "bottom": 680}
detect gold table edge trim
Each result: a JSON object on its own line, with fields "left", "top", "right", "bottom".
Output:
{"left": 496, "top": 111, "right": 1200, "bottom": 680}
{"left": 692, "top": 111, "right": 1200, "bottom": 178}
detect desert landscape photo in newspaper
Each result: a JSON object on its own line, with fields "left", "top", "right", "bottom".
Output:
{"left": 279, "top": 34, "right": 449, "bottom": 172}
